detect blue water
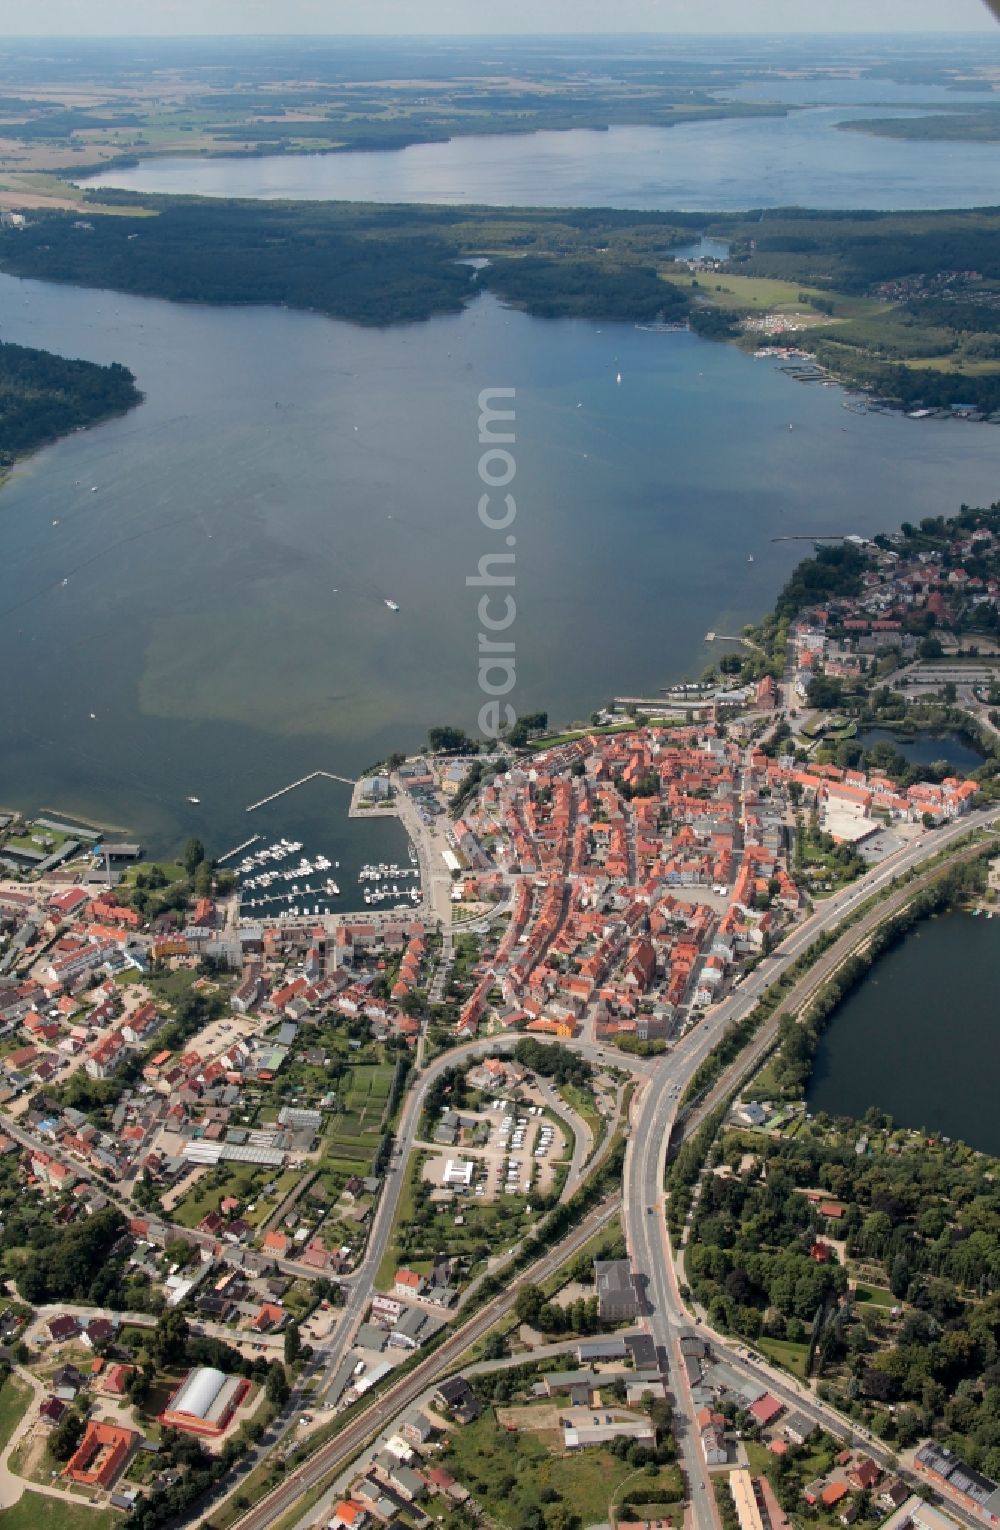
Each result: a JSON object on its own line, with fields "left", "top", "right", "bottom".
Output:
{"left": 2, "top": 272, "right": 1000, "bottom": 858}
{"left": 81, "top": 107, "right": 1000, "bottom": 212}
{"left": 857, "top": 727, "right": 986, "bottom": 773}
{"left": 808, "top": 911, "right": 1000, "bottom": 1153}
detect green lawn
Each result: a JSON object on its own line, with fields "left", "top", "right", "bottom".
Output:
{"left": 121, "top": 858, "right": 188, "bottom": 885}
{"left": 0, "top": 1371, "right": 31, "bottom": 1450}
{"left": 146, "top": 967, "right": 202, "bottom": 1006}
{"left": 0, "top": 1492, "right": 116, "bottom": 1530}
{"left": 744, "top": 1440, "right": 774, "bottom": 1476}
{"left": 756, "top": 1336, "right": 811, "bottom": 1379}
{"left": 852, "top": 1282, "right": 895, "bottom": 1307}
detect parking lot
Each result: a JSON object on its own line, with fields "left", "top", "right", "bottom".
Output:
{"left": 422, "top": 1101, "right": 566, "bottom": 1202}
{"left": 858, "top": 826, "right": 913, "bottom": 863}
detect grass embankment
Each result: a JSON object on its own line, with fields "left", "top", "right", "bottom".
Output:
{"left": 0, "top": 1370, "right": 31, "bottom": 1450}
{"left": 529, "top": 718, "right": 689, "bottom": 751}
{"left": 374, "top": 1148, "right": 420, "bottom": 1291}
{"left": 558, "top": 1082, "right": 605, "bottom": 1153}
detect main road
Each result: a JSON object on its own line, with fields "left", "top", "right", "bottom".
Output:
{"left": 628, "top": 803, "right": 1000, "bottom": 1530}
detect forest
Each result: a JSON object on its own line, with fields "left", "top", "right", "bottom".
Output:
{"left": 0, "top": 338, "right": 140, "bottom": 465}
{"left": 719, "top": 208, "right": 1000, "bottom": 294}
{"left": 688, "top": 1117, "right": 1000, "bottom": 1472}
{"left": 0, "top": 199, "right": 702, "bottom": 329}
{"left": 3, "top": 200, "right": 1000, "bottom": 409}
{"left": 0, "top": 1197, "right": 142, "bottom": 1308}
{"left": 683, "top": 855, "right": 1000, "bottom": 1465}
{"left": 772, "top": 542, "right": 868, "bottom": 624}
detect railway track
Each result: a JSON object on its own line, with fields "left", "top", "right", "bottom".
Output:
{"left": 228, "top": 1196, "right": 620, "bottom": 1530}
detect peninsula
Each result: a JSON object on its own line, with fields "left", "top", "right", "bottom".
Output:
{"left": 0, "top": 336, "right": 141, "bottom": 482}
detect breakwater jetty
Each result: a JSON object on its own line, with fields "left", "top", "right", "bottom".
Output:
{"left": 245, "top": 770, "right": 357, "bottom": 814}
{"left": 217, "top": 835, "right": 262, "bottom": 865}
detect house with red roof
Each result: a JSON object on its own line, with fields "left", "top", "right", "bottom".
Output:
{"left": 261, "top": 1230, "right": 290, "bottom": 1258}
{"left": 748, "top": 1393, "right": 784, "bottom": 1428}
{"left": 330, "top": 1502, "right": 368, "bottom": 1530}
{"left": 394, "top": 1268, "right": 424, "bottom": 1298}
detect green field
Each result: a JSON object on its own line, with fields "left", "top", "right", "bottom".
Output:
{"left": 0, "top": 1491, "right": 116, "bottom": 1530}
{"left": 660, "top": 267, "right": 886, "bottom": 320}
{"left": 902, "top": 354, "right": 1000, "bottom": 376}
{"left": 443, "top": 1410, "right": 682, "bottom": 1529}
{"left": 0, "top": 1371, "right": 31, "bottom": 1450}
{"left": 321, "top": 1062, "right": 394, "bottom": 1175}
{"left": 756, "top": 1336, "right": 810, "bottom": 1378}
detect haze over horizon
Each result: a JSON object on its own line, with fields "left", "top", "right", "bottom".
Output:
{"left": 0, "top": 0, "right": 996, "bottom": 36}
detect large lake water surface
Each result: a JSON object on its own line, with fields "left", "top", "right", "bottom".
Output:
{"left": 2, "top": 275, "right": 1000, "bottom": 856}
{"left": 81, "top": 107, "right": 1000, "bottom": 212}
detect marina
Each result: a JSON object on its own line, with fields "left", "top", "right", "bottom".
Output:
{"left": 358, "top": 845, "right": 422, "bottom": 909}
{"left": 236, "top": 833, "right": 422, "bottom": 921}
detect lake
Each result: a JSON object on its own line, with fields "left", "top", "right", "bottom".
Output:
{"left": 3, "top": 274, "right": 1000, "bottom": 862}
{"left": 807, "top": 910, "right": 1000, "bottom": 1155}
{"left": 80, "top": 107, "right": 1000, "bottom": 212}
{"left": 857, "top": 727, "right": 987, "bottom": 773}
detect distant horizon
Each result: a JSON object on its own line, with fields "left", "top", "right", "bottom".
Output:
{"left": 1, "top": 28, "right": 997, "bottom": 39}
{"left": 0, "top": 0, "right": 995, "bottom": 41}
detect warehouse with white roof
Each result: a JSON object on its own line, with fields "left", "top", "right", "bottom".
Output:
{"left": 159, "top": 1366, "right": 251, "bottom": 1437}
